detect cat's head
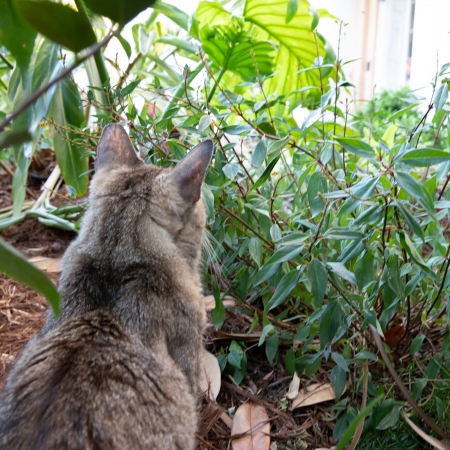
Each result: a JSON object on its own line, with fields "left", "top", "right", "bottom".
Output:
{"left": 87, "top": 124, "right": 213, "bottom": 267}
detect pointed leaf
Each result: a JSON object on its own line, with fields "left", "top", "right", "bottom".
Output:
{"left": 267, "top": 269, "right": 300, "bottom": 311}
{"left": 400, "top": 149, "right": 450, "bottom": 167}
{"left": 16, "top": 0, "right": 96, "bottom": 52}
{"left": 307, "top": 259, "right": 327, "bottom": 307}
{"left": 0, "top": 238, "right": 60, "bottom": 314}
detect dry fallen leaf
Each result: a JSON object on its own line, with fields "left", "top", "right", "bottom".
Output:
{"left": 286, "top": 372, "right": 300, "bottom": 400}
{"left": 231, "top": 403, "right": 270, "bottom": 450}
{"left": 29, "top": 257, "right": 61, "bottom": 273}
{"left": 204, "top": 295, "right": 236, "bottom": 310}
{"left": 291, "top": 382, "right": 336, "bottom": 410}
{"left": 403, "top": 411, "right": 450, "bottom": 450}
{"left": 199, "top": 350, "right": 221, "bottom": 401}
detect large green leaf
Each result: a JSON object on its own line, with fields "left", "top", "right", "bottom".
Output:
{"left": 83, "top": 0, "right": 157, "bottom": 26}
{"left": 244, "top": 0, "right": 332, "bottom": 113}
{"left": 49, "top": 78, "right": 89, "bottom": 196}
{"left": 199, "top": 23, "right": 276, "bottom": 82}
{"left": 15, "top": 0, "right": 96, "bottom": 53}
{"left": 0, "top": 238, "right": 60, "bottom": 314}
{"left": 195, "top": 0, "right": 332, "bottom": 114}
{"left": 399, "top": 148, "right": 450, "bottom": 167}
{"left": 0, "top": 0, "right": 37, "bottom": 77}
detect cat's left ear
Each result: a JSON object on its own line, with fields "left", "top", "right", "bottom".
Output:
{"left": 166, "top": 140, "right": 213, "bottom": 203}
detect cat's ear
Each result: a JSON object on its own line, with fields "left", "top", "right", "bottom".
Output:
{"left": 166, "top": 140, "right": 213, "bottom": 203}
{"left": 96, "top": 124, "right": 142, "bottom": 170}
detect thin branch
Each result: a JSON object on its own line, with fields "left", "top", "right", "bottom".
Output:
{"left": 0, "top": 31, "right": 116, "bottom": 134}
{"left": 369, "top": 324, "right": 449, "bottom": 441}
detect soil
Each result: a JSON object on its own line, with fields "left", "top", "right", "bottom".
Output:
{"left": 0, "top": 164, "right": 336, "bottom": 450}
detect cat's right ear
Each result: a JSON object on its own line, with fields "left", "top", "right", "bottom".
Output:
{"left": 96, "top": 124, "right": 142, "bottom": 170}
{"left": 166, "top": 140, "right": 213, "bottom": 204}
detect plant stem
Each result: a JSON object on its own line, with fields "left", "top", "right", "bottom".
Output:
{"left": 369, "top": 324, "right": 449, "bottom": 441}
{"left": 161, "top": 61, "right": 204, "bottom": 120}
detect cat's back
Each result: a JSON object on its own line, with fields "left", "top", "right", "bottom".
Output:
{"left": 0, "top": 310, "right": 196, "bottom": 450}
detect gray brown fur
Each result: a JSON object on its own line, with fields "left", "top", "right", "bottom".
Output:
{"left": 0, "top": 311, "right": 196, "bottom": 449}
{"left": 0, "top": 124, "right": 213, "bottom": 449}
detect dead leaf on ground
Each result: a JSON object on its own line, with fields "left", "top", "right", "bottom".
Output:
{"left": 204, "top": 295, "right": 236, "bottom": 310}
{"left": 286, "top": 372, "right": 300, "bottom": 400}
{"left": 231, "top": 403, "right": 270, "bottom": 450}
{"left": 403, "top": 411, "right": 450, "bottom": 450}
{"left": 29, "top": 257, "right": 61, "bottom": 273}
{"left": 199, "top": 350, "right": 221, "bottom": 401}
{"left": 291, "top": 383, "right": 336, "bottom": 410}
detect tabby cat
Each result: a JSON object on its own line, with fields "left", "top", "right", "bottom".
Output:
{"left": 0, "top": 124, "right": 213, "bottom": 449}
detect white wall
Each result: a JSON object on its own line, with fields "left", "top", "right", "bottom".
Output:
{"left": 409, "top": 0, "right": 450, "bottom": 102}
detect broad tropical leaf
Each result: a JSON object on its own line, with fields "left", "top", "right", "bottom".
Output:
{"left": 244, "top": 0, "right": 333, "bottom": 114}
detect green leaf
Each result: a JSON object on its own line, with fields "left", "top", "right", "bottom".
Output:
{"left": 0, "top": 130, "right": 31, "bottom": 150}
{"left": 376, "top": 405, "right": 400, "bottom": 430}
{"left": 267, "top": 269, "right": 301, "bottom": 311}
{"left": 434, "top": 82, "right": 449, "bottom": 113}
{"left": 212, "top": 284, "right": 225, "bottom": 330}
{"left": 222, "top": 163, "right": 239, "bottom": 180}
{"left": 248, "top": 237, "right": 262, "bottom": 267}
{"left": 319, "top": 301, "right": 342, "bottom": 349}
{"left": 0, "top": 238, "right": 60, "bottom": 314}
{"left": 330, "top": 364, "right": 346, "bottom": 400}
{"left": 157, "top": 35, "right": 198, "bottom": 54}
{"left": 244, "top": 0, "right": 333, "bottom": 113}
{"left": 387, "top": 103, "right": 419, "bottom": 122}
{"left": 331, "top": 352, "right": 348, "bottom": 373}
{"left": 410, "top": 334, "right": 425, "bottom": 355}
{"left": 355, "top": 350, "right": 378, "bottom": 361}
{"left": 116, "top": 34, "right": 132, "bottom": 58}
{"left": 49, "top": 78, "right": 89, "bottom": 196}
{"left": 83, "top": 0, "right": 157, "bottom": 26}
{"left": 251, "top": 155, "right": 280, "bottom": 191}
{"left": 307, "top": 259, "right": 327, "bottom": 307}
{"left": 222, "top": 124, "right": 253, "bottom": 135}
{"left": 16, "top": 0, "right": 96, "bottom": 52}
{"left": 323, "top": 227, "right": 365, "bottom": 241}
{"left": 400, "top": 149, "right": 450, "bottom": 167}
{"left": 199, "top": 23, "right": 276, "bottom": 82}
{"left": 335, "top": 397, "right": 383, "bottom": 450}
{"left": 355, "top": 252, "right": 374, "bottom": 291}
{"left": 327, "top": 262, "right": 357, "bottom": 285}
{"left": 395, "top": 171, "right": 434, "bottom": 216}
{"left": 397, "top": 231, "right": 428, "bottom": 270}
{"left": 0, "top": 0, "right": 37, "bottom": 76}
{"left": 307, "top": 171, "right": 325, "bottom": 218}
{"left": 254, "top": 262, "right": 280, "bottom": 286}
{"left": 336, "top": 138, "right": 375, "bottom": 158}
{"left": 395, "top": 201, "right": 424, "bottom": 240}
{"left": 258, "top": 324, "right": 274, "bottom": 345}
{"left": 251, "top": 139, "right": 267, "bottom": 168}
{"left": 121, "top": 79, "right": 141, "bottom": 96}
{"left": 153, "top": 2, "right": 189, "bottom": 30}
{"left": 265, "top": 333, "right": 279, "bottom": 364}
{"left": 285, "top": 0, "right": 298, "bottom": 23}
{"left": 265, "top": 245, "right": 302, "bottom": 265}
{"left": 266, "top": 136, "right": 290, "bottom": 156}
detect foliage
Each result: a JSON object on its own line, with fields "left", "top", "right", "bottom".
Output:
{"left": 354, "top": 86, "right": 448, "bottom": 149}
{"left": 2, "top": 0, "right": 450, "bottom": 446}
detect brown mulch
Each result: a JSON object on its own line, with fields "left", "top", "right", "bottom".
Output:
{"left": 0, "top": 275, "right": 50, "bottom": 389}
